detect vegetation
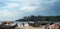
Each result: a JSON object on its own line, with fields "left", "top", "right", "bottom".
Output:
{"left": 16, "top": 15, "right": 60, "bottom": 22}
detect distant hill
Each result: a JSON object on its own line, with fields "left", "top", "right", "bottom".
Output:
{"left": 16, "top": 15, "right": 60, "bottom": 22}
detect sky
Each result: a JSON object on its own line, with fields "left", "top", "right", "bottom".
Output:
{"left": 0, "top": 0, "right": 60, "bottom": 21}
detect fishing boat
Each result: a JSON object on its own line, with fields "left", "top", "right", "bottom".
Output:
{"left": 0, "top": 21, "right": 17, "bottom": 29}
{"left": 28, "top": 21, "right": 40, "bottom": 27}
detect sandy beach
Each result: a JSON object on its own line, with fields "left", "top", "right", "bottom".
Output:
{"left": 15, "top": 25, "right": 45, "bottom": 29}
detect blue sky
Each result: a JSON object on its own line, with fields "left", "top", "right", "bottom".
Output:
{"left": 0, "top": 0, "right": 60, "bottom": 21}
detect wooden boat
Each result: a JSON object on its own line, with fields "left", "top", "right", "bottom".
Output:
{"left": 28, "top": 22, "right": 40, "bottom": 27}
{"left": 0, "top": 22, "right": 17, "bottom": 29}
{"left": 28, "top": 21, "right": 49, "bottom": 27}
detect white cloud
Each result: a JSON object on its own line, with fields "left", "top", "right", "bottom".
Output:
{"left": 4, "top": 0, "right": 21, "bottom": 3}
{"left": 0, "top": 0, "right": 55, "bottom": 21}
{"left": 0, "top": 0, "right": 40, "bottom": 21}
{"left": 0, "top": 10, "right": 18, "bottom": 16}
{"left": 49, "top": 0, "right": 56, "bottom": 3}
{"left": 3, "top": 3, "right": 19, "bottom": 8}
{"left": 20, "top": 6, "right": 39, "bottom": 11}
{"left": 0, "top": 10, "right": 20, "bottom": 21}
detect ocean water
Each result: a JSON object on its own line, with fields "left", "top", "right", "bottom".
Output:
{"left": 14, "top": 22, "right": 28, "bottom": 24}
{"left": 0, "top": 21, "right": 28, "bottom": 25}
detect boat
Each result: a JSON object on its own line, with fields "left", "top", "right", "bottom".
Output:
{"left": 28, "top": 21, "right": 40, "bottom": 27}
{"left": 0, "top": 21, "right": 17, "bottom": 29}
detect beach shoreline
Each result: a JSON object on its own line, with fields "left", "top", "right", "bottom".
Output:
{"left": 15, "top": 25, "right": 45, "bottom": 29}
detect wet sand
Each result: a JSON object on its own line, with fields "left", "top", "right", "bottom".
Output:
{"left": 15, "top": 25, "right": 45, "bottom": 29}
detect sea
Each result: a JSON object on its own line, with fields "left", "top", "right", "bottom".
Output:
{"left": 0, "top": 21, "right": 34, "bottom": 25}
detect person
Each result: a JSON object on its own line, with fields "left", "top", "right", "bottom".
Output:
{"left": 54, "top": 24, "right": 59, "bottom": 29}
{"left": 49, "top": 23, "right": 55, "bottom": 29}
{"left": 57, "top": 24, "right": 60, "bottom": 29}
{"left": 22, "top": 23, "right": 25, "bottom": 27}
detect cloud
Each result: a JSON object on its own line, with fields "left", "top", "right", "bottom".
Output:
{"left": 0, "top": 0, "right": 60, "bottom": 21}
{"left": 0, "top": 0, "right": 40, "bottom": 21}
{"left": 3, "top": 3, "right": 19, "bottom": 8}
{"left": 20, "top": 6, "right": 39, "bottom": 11}
{"left": 48, "top": 0, "right": 56, "bottom": 3}
{"left": 0, "top": 10, "right": 20, "bottom": 21}
{"left": 0, "top": 10, "right": 18, "bottom": 16}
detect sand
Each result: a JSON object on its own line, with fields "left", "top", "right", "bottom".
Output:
{"left": 15, "top": 25, "right": 45, "bottom": 29}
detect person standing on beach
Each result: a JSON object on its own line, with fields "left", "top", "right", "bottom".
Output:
{"left": 22, "top": 23, "right": 25, "bottom": 27}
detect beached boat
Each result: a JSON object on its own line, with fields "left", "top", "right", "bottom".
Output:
{"left": 0, "top": 21, "right": 17, "bottom": 29}
{"left": 28, "top": 21, "right": 49, "bottom": 27}
{"left": 28, "top": 22, "right": 40, "bottom": 27}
